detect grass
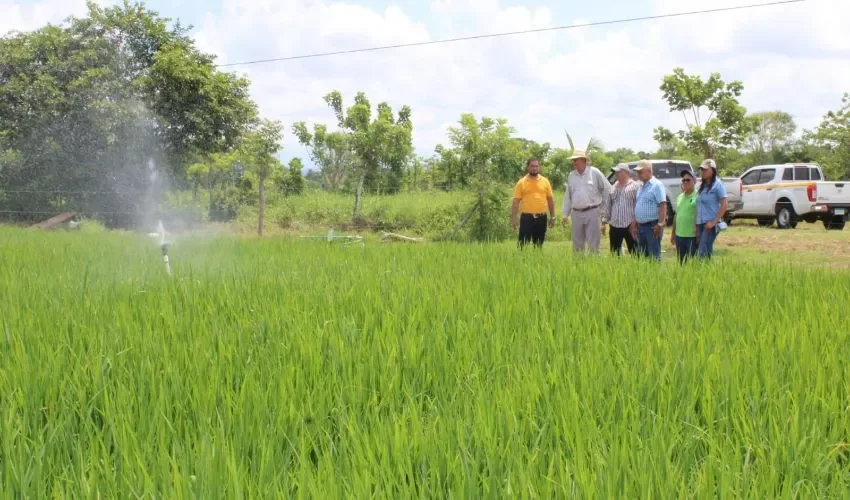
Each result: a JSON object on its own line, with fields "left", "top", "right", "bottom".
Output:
{"left": 232, "top": 189, "right": 476, "bottom": 238}
{"left": 2, "top": 226, "right": 850, "bottom": 496}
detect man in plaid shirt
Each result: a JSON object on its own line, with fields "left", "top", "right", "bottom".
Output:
{"left": 632, "top": 160, "right": 667, "bottom": 260}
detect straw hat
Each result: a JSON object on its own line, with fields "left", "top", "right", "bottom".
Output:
{"left": 634, "top": 159, "right": 654, "bottom": 172}
{"left": 569, "top": 149, "right": 589, "bottom": 161}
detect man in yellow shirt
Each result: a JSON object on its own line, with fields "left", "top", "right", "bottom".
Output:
{"left": 511, "top": 158, "right": 555, "bottom": 248}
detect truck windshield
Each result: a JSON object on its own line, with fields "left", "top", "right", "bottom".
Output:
{"left": 742, "top": 170, "right": 762, "bottom": 185}
{"left": 653, "top": 162, "right": 691, "bottom": 179}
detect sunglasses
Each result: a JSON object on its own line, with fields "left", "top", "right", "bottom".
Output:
{"left": 681, "top": 178, "right": 694, "bottom": 183}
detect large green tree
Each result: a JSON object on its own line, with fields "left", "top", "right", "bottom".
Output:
{"left": 807, "top": 93, "right": 850, "bottom": 180}
{"left": 317, "top": 90, "right": 413, "bottom": 219}
{"left": 291, "top": 122, "right": 353, "bottom": 191}
{"left": 434, "top": 115, "right": 552, "bottom": 187}
{"left": 744, "top": 111, "right": 797, "bottom": 164}
{"left": 435, "top": 114, "right": 525, "bottom": 241}
{"left": 656, "top": 68, "right": 749, "bottom": 160}
{"left": 436, "top": 115, "right": 512, "bottom": 188}
{"left": 0, "top": 1, "right": 256, "bottom": 226}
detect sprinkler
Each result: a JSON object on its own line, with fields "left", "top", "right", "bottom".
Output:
{"left": 149, "top": 220, "right": 173, "bottom": 277}
{"left": 160, "top": 241, "right": 172, "bottom": 276}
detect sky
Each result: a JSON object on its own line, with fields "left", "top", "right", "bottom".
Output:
{"left": 3, "top": 0, "right": 850, "bottom": 167}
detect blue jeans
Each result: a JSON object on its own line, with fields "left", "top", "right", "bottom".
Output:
{"left": 697, "top": 224, "right": 718, "bottom": 258}
{"left": 637, "top": 221, "right": 662, "bottom": 260}
{"left": 675, "top": 236, "right": 697, "bottom": 263}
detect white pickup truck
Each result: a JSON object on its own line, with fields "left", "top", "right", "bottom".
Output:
{"left": 731, "top": 163, "right": 850, "bottom": 230}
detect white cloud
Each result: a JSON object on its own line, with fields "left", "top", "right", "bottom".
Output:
{"left": 5, "top": 0, "right": 850, "bottom": 167}
{"left": 195, "top": 0, "right": 849, "bottom": 164}
{"left": 0, "top": 0, "right": 88, "bottom": 34}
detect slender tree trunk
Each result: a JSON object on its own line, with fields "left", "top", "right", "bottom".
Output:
{"left": 476, "top": 159, "right": 487, "bottom": 237}
{"left": 352, "top": 172, "right": 365, "bottom": 219}
{"left": 258, "top": 174, "right": 266, "bottom": 237}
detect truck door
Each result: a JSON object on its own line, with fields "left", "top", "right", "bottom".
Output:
{"left": 738, "top": 169, "right": 764, "bottom": 215}
{"left": 753, "top": 168, "right": 778, "bottom": 213}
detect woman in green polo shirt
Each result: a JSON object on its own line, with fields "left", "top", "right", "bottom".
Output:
{"left": 671, "top": 169, "right": 698, "bottom": 263}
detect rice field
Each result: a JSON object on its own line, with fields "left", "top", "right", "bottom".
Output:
{"left": 2, "top": 226, "right": 849, "bottom": 497}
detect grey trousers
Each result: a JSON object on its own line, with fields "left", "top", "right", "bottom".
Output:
{"left": 571, "top": 207, "right": 602, "bottom": 253}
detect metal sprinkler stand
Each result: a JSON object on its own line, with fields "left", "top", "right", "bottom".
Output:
{"left": 299, "top": 228, "right": 364, "bottom": 245}
{"left": 160, "top": 242, "right": 172, "bottom": 276}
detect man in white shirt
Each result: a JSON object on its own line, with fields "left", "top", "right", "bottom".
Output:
{"left": 561, "top": 150, "right": 612, "bottom": 254}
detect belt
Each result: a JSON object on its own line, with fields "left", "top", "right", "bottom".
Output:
{"left": 573, "top": 204, "right": 600, "bottom": 213}
{"left": 638, "top": 220, "right": 659, "bottom": 226}
{"left": 521, "top": 212, "right": 548, "bottom": 218}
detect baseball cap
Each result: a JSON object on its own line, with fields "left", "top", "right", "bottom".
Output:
{"left": 700, "top": 159, "right": 717, "bottom": 171}
{"left": 680, "top": 169, "right": 696, "bottom": 179}
{"left": 612, "top": 165, "right": 630, "bottom": 173}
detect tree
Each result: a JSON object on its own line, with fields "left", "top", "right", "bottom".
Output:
{"left": 0, "top": 1, "right": 256, "bottom": 226}
{"left": 320, "top": 90, "right": 413, "bottom": 219}
{"left": 435, "top": 114, "right": 519, "bottom": 241}
{"left": 239, "top": 119, "right": 283, "bottom": 236}
{"left": 546, "top": 148, "right": 572, "bottom": 188}
{"left": 651, "top": 126, "right": 702, "bottom": 167}
{"left": 444, "top": 115, "right": 512, "bottom": 184}
{"left": 404, "top": 156, "right": 436, "bottom": 191}
{"left": 434, "top": 114, "right": 534, "bottom": 187}
{"left": 186, "top": 150, "right": 246, "bottom": 221}
{"left": 279, "top": 157, "right": 305, "bottom": 196}
{"left": 744, "top": 111, "right": 797, "bottom": 164}
{"left": 304, "top": 169, "right": 323, "bottom": 189}
{"left": 806, "top": 94, "right": 850, "bottom": 180}
{"left": 658, "top": 68, "right": 749, "bottom": 159}
{"left": 292, "top": 122, "right": 353, "bottom": 191}
{"left": 608, "top": 148, "right": 641, "bottom": 166}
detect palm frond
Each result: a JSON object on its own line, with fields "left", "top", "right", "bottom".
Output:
{"left": 564, "top": 130, "right": 575, "bottom": 153}
{"left": 586, "top": 136, "right": 604, "bottom": 154}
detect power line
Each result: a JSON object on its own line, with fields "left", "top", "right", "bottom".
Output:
{"left": 0, "top": 189, "right": 154, "bottom": 195}
{"left": 0, "top": 210, "right": 138, "bottom": 215}
{"left": 217, "top": 0, "right": 804, "bottom": 68}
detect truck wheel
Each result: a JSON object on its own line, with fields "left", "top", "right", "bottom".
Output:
{"left": 757, "top": 217, "right": 774, "bottom": 227}
{"left": 824, "top": 217, "right": 846, "bottom": 231}
{"left": 776, "top": 204, "right": 796, "bottom": 229}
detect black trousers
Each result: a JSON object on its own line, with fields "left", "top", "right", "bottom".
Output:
{"left": 518, "top": 213, "right": 548, "bottom": 248}
{"left": 609, "top": 225, "right": 636, "bottom": 255}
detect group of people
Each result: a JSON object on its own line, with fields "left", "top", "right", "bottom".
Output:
{"left": 510, "top": 151, "right": 729, "bottom": 262}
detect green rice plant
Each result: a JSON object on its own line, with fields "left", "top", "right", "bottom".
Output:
{"left": 1, "top": 227, "right": 849, "bottom": 497}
